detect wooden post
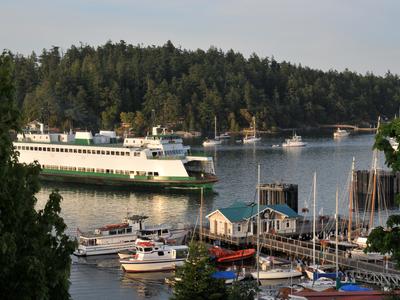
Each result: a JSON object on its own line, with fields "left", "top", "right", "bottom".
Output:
{"left": 200, "top": 187, "right": 203, "bottom": 242}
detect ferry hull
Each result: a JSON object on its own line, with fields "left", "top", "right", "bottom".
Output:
{"left": 74, "top": 242, "right": 137, "bottom": 257}
{"left": 39, "top": 171, "right": 217, "bottom": 190}
{"left": 121, "top": 259, "right": 185, "bottom": 273}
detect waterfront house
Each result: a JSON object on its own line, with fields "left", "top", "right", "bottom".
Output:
{"left": 206, "top": 201, "right": 299, "bottom": 238}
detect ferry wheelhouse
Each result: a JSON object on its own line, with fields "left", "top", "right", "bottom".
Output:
{"left": 14, "top": 125, "right": 217, "bottom": 190}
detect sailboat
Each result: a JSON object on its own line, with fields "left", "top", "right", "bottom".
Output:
{"left": 243, "top": 117, "right": 261, "bottom": 144}
{"left": 251, "top": 165, "right": 301, "bottom": 281}
{"left": 203, "top": 116, "right": 222, "bottom": 147}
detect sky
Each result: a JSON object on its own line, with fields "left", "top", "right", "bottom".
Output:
{"left": 1, "top": 0, "right": 399, "bottom": 75}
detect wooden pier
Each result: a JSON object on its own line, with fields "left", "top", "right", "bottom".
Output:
{"left": 199, "top": 228, "right": 400, "bottom": 287}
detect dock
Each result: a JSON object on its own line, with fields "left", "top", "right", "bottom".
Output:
{"left": 199, "top": 228, "right": 400, "bottom": 287}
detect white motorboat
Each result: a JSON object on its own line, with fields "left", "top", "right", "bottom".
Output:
{"left": 282, "top": 133, "right": 307, "bottom": 147}
{"left": 203, "top": 116, "right": 222, "bottom": 146}
{"left": 120, "top": 243, "right": 189, "bottom": 273}
{"left": 251, "top": 268, "right": 302, "bottom": 280}
{"left": 117, "top": 238, "right": 165, "bottom": 259}
{"left": 333, "top": 128, "right": 350, "bottom": 138}
{"left": 243, "top": 116, "right": 261, "bottom": 144}
{"left": 218, "top": 132, "right": 230, "bottom": 139}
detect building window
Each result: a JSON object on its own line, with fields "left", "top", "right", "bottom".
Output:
{"left": 111, "top": 151, "right": 115, "bottom": 155}
{"left": 276, "top": 220, "right": 280, "bottom": 230}
{"left": 237, "top": 224, "right": 241, "bottom": 232}
{"left": 121, "top": 152, "right": 125, "bottom": 156}
{"left": 286, "top": 221, "right": 290, "bottom": 228}
{"left": 101, "top": 150, "right": 105, "bottom": 155}
{"left": 106, "top": 151, "right": 110, "bottom": 155}
{"left": 83, "top": 149, "right": 87, "bottom": 154}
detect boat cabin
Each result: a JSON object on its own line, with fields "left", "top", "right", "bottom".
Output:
{"left": 206, "top": 202, "right": 299, "bottom": 238}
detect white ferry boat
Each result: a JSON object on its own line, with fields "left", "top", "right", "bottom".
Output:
{"left": 120, "top": 243, "right": 189, "bottom": 273}
{"left": 14, "top": 125, "right": 217, "bottom": 190}
{"left": 282, "top": 133, "right": 307, "bottom": 147}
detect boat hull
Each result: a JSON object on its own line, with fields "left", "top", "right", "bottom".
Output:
{"left": 39, "top": 170, "right": 217, "bottom": 190}
{"left": 251, "top": 270, "right": 302, "bottom": 280}
{"left": 120, "top": 259, "right": 185, "bottom": 273}
{"left": 74, "top": 242, "right": 137, "bottom": 256}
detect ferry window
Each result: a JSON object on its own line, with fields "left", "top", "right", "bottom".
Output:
{"left": 162, "top": 229, "right": 169, "bottom": 234}
{"left": 154, "top": 172, "right": 159, "bottom": 176}
{"left": 78, "top": 149, "right": 82, "bottom": 153}
{"left": 116, "top": 152, "right": 120, "bottom": 156}
{"left": 69, "top": 149, "right": 72, "bottom": 153}
{"left": 39, "top": 147, "right": 42, "bottom": 151}
{"left": 73, "top": 149, "right": 77, "bottom": 153}
{"left": 106, "top": 151, "right": 110, "bottom": 155}
{"left": 101, "top": 150, "right": 105, "bottom": 155}
{"left": 109, "top": 230, "right": 116, "bottom": 235}
{"left": 43, "top": 147, "right": 46, "bottom": 151}
{"left": 60, "top": 148, "right": 63, "bottom": 152}
{"left": 83, "top": 149, "right": 87, "bottom": 154}
{"left": 106, "top": 169, "right": 110, "bottom": 173}
{"left": 51, "top": 148, "right": 54, "bottom": 152}
{"left": 87, "top": 150, "right": 91, "bottom": 154}
{"left": 148, "top": 172, "right": 153, "bottom": 176}
{"left": 111, "top": 151, "right": 115, "bottom": 155}
{"left": 158, "top": 251, "right": 164, "bottom": 256}
{"left": 121, "top": 152, "right": 125, "bottom": 156}
{"left": 118, "top": 229, "right": 124, "bottom": 234}
{"left": 57, "top": 148, "right": 61, "bottom": 152}
{"left": 126, "top": 152, "right": 130, "bottom": 156}
{"left": 126, "top": 228, "right": 132, "bottom": 233}
{"left": 21, "top": 146, "right": 25, "bottom": 150}
{"left": 47, "top": 147, "right": 50, "bottom": 151}
{"left": 34, "top": 147, "right": 38, "bottom": 151}
{"left": 97, "top": 150, "right": 100, "bottom": 154}
{"left": 144, "top": 248, "right": 152, "bottom": 252}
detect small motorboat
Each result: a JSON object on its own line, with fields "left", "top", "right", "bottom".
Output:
{"left": 282, "top": 133, "right": 307, "bottom": 147}
{"left": 209, "top": 246, "right": 255, "bottom": 263}
{"left": 251, "top": 268, "right": 302, "bottom": 280}
{"left": 333, "top": 128, "right": 350, "bottom": 138}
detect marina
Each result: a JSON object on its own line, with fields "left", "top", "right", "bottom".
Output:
{"left": 34, "top": 133, "right": 399, "bottom": 299}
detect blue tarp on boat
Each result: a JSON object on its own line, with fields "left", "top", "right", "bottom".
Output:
{"left": 339, "top": 284, "right": 372, "bottom": 292}
{"left": 211, "top": 271, "right": 236, "bottom": 280}
{"left": 313, "top": 272, "right": 342, "bottom": 280}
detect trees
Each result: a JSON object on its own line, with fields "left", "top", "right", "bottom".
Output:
{"left": 366, "top": 119, "right": 400, "bottom": 267}
{"left": 8, "top": 40, "right": 400, "bottom": 132}
{"left": 0, "top": 52, "right": 76, "bottom": 299}
{"left": 171, "top": 242, "right": 227, "bottom": 300}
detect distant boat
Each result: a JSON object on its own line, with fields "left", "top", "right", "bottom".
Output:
{"left": 333, "top": 128, "right": 350, "bottom": 138}
{"left": 243, "top": 117, "right": 261, "bottom": 143}
{"left": 282, "top": 133, "right": 307, "bottom": 147}
{"left": 218, "top": 132, "right": 230, "bottom": 139}
{"left": 203, "top": 116, "right": 222, "bottom": 146}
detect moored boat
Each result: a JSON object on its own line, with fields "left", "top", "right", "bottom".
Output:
{"left": 209, "top": 246, "right": 256, "bottom": 263}
{"left": 333, "top": 128, "right": 350, "bottom": 138}
{"left": 251, "top": 268, "right": 302, "bottom": 280}
{"left": 120, "top": 244, "right": 189, "bottom": 273}
{"left": 14, "top": 125, "right": 217, "bottom": 190}
{"left": 282, "top": 133, "right": 307, "bottom": 147}
{"left": 242, "top": 117, "right": 261, "bottom": 144}
{"left": 203, "top": 116, "right": 222, "bottom": 147}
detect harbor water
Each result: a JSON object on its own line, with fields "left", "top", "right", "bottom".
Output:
{"left": 35, "top": 132, "right": 396, "bottom": 299}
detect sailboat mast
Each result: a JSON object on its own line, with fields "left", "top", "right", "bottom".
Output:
{"left": 348, "top": 157, "right": 355, "bottom": 242}
{"left": 313, "top": 172, "right": 316, "bottom": 267}
{"left": 253, "top": 117, "right": 256, "bottom": 138}
{"left": 369, "top": 156, "right": 377, "bottom": 230}
{"left": 214, "top": 116, "right": 217, "bottom": 139}
{"left": 335, "top": 186, "right": 339, "bottom": 279}
{"left": 200, "top": 187, "right": 204, "bottom": 242}
{"left": 256, "top": 164, "right": 261, "bottom": 283}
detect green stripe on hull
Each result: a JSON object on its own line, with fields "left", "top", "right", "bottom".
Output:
{"left": 40, "top": 168, "right": 215, "bottom": 190}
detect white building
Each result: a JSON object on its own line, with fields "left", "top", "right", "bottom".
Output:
{"left": 206, "top": 201, "right": 299, "bottom": 238}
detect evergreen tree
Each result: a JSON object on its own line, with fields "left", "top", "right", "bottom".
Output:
{"left": 171, "top": 242, "right": 227, "bottom": 300}
{"left": 0, "top": 52, "right": 76, "bottom": 299}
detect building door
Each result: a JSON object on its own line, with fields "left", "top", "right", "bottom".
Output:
{"left": 214, "top": 220, "right": 218, "bottom": 234}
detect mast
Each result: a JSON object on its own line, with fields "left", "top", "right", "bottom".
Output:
{"left": 347, "top": 157, "right": 355, "bottom": 242}
{"left": 253, "top": 117, "right": 256, "bottom": 138}
{"left": 313, "top": 172, "right": 316, "bottom": 267}
{"left": 256, "top": 164, "right": 261, "bottom": 283}
{"left": 335, "top": 185, "right": 339, "bottom": 280}
{"left": 369, "top": 155, "right": 377, "bottom": 230}
{"left": 200, "top": 187, "right": 203, "bottom": 242}
{"left": 214, "top": 116, "right": 217, "bottom": 140}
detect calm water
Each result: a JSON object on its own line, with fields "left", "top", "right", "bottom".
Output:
{"left": 35, "top": 132, "right": 394, "bottom": 300}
